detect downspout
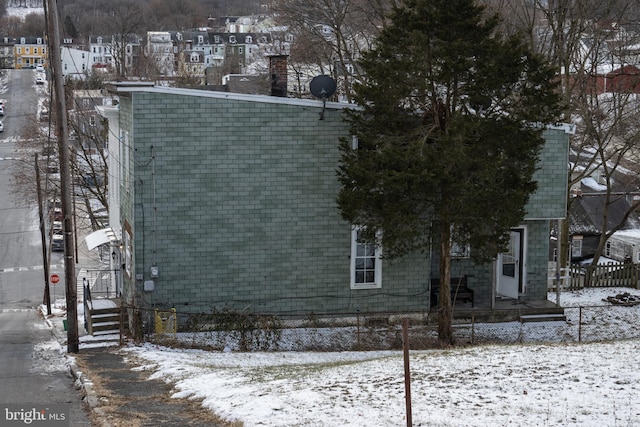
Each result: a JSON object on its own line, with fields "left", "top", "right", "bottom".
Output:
{"left": 151, "top": 146, "right": 157, "bottom": 268}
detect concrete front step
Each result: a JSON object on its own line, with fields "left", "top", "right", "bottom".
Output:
{"left": 519, "top": 314, "right": 567, "bottom": 323}
{"left": 80, "top": 333, "right": 121, "bottom": 348}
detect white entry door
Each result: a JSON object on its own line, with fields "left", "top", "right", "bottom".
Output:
{"left": 497, "top": 228, "right": 525, "bottom": 299}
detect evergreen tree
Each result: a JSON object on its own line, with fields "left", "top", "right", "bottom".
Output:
{"left": 63, "top": 15, "right": 78, "bottom": 38}
{"left": 337, "top": 0, "right": 562, "bottom": 345}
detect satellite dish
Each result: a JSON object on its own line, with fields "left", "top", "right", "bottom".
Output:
{"left": 310, "top": 75, "right": 336, "bottom": 120}
{"left": 310, "top": 75, "right": 337, "bottom": 99}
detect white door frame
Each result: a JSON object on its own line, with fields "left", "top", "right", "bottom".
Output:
{"left": 496, "top": 226, "right": 527, "bottom": 299}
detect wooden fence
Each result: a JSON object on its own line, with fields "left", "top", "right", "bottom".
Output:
{"left": 568, "top": 262, "right": 639, "bottom": 289}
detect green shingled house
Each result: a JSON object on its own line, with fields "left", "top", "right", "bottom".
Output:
{"left": 96, "top": 82, "right": 571, "bottom": 326}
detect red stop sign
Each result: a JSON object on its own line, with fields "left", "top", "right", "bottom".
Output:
{"left": 50, "top": 274, "right": 60, "bottom": 284}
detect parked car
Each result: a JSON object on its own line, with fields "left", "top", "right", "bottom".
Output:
{"left": 0, "top": 122, "right": 3, "bottom": 132}
{"left": 36, "top": 64, "right": 45, "bottom": 72}
{"left": 35, "top": 76, "right": 45, "bottom": 85}
{"left": 49, "top": 199, "right": 62, "bottom": 221}
{"left": 52, "top": 234, "right": 64, "bottom": 252}
{"left": 0, "top": 105, "right": 4, "bottom": 116}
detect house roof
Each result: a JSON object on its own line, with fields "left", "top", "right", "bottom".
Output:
{"left": 569, "top": 193, "right": 640, "bottom": 235}
{"left": 104, "top": 82, "right": 354, "bottom": 111}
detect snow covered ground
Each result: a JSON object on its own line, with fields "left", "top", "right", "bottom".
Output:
{"left": 123, "top": 338, "right": 640, "bottom": 427}
{"left": 6, "top": 4, "right": 43, "bottom": 19}
{"left": 17, "top": 3, "right": 640, "bottom": 425}
{"left": 54, "top": 287, "right": 640, "bottom": 427}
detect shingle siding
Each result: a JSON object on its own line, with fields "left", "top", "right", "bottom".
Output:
{"left": 121, "top": 91, "right": 429, "bottom": 315}
{"left": 526, "top": 128, "right": 569, "bottom": 219}
{"left": 114, "top": 87, "right": 569, "bottom": 316}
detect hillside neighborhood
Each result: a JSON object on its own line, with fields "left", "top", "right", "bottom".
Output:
{"left": 2, "top": 1, "right": 640, "bottom": 330}
{"left": 3, "top": 0, "right": 640, "bottom": 425}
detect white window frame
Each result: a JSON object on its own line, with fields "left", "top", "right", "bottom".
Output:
{"left": 350, "top": 227, "right": 382, "bottom": 289}
{"left": 571, "top": 236, "right": 583, "bottom": 258}
{"left": 124, "top": 224, "right": 132, "bottom": 278}
{"left": 451, "top": 241, "right": 470, "bottom": 259}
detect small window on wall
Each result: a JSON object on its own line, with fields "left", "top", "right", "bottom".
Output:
{"left": 350, "top": 227, "right": 382, "bottom": 289}
{"left": 571, "top": 237, "right": 582, "bottom": 258}
{"left": 451, "top": 241, "right": 470, "bottom": 258}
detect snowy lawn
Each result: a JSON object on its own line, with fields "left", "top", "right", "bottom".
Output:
{"left": 114, "top": 287, "right": 640, "bottom": 427}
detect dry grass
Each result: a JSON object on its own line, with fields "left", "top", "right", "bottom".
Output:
{"left": 75, "top": 353, "right": 242, "bottom": 427}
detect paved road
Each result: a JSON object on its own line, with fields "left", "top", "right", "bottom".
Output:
{"left": 0, "top": 69, "right": 91, "bottom": 425}
{"left": 0, "top": 310, "right": 91, "bottom": 425}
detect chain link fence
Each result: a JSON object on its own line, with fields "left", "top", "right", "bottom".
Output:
{"left": 134, "top": 301, "right": 640, "bottom": 351}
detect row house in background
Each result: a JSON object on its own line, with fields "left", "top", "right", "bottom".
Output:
{"left": 14, "top": 36, "right": 47, "bottom": 69}
{"left": 144, "top": 31, "right": 174, "bottom": 77}
{"left": 172, "top": 30, "right": 210, "bottom": 83}
{"left": 145, "top": 30, "right": 274, "bottom": 83}
{"left": 0, "top": 36, "right": 15, "bottom": 68}
{"left": 143, "top": 28, "right": 293, "bottom": 87}
{"left": 89, "top": 35, "right": 142, "bottom": 77}
{"left": 0, "top": 35, "right": 86, "bottom": 76}
{"left": 61, "top": 37, "right": 91, "bottom": 79}
{"left": 60, "top": 35, "right": 141, "bottom": 79}
{"left": 1, "top": 22, "right": 295, "bottom": 91}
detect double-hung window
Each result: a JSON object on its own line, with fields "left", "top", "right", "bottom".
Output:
{"left": 350, "top": 227, "right": 382, "bottom": 289}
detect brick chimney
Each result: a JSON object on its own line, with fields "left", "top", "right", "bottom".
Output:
{"left": 269, "top": 54, "right": 288, "bottom": 97}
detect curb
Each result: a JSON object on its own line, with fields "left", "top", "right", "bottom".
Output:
{"left": 68, "top": 361, "right": 113, "bottom": 427}
{"left": 43, "top": 309, "right": 113, "bottom": 427}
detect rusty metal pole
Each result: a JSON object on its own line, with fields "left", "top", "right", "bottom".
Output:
{"left": 578, "top": 306, "right": 582, "bottom": 343}
{"left": 402, "top": 318, "right": 412, "bottom": 427}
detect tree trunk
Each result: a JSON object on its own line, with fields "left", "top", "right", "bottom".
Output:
{"left": 437, "top": 222, "right": 454, "bottom": 346}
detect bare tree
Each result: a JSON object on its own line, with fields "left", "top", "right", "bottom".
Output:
{"left": 0, "top": 15, "right": 24, "bottom": 37}
{"left": 490, "top": 0, "right": 640, "bottom": 270}
{"left": 21, "top": 12, "right": 46, "bottom": 35}
{"left": 12, "top": 82, "right": 111, "bottom": 237}
{"left": 103, "top": 0, "right": 145, "bottom": 79}
{"left": 273, "top": 0, "right": 389, "bottom": 102}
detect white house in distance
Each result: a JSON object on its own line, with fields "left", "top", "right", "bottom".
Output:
{"left": 144, "top": 31, "right": 175, "bottom": 77}
{"left": 604, "top": 230, "right": 640, "bottom": 263}
{"left": 61, "top": 37, "right": 91, "bottom": 79}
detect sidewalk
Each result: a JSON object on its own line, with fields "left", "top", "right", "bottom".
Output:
{"left": 71, "top": 347, "right": 227, "bottom": 427}
{"left": 43, "top": 231, "right": 227, "bottom": 426}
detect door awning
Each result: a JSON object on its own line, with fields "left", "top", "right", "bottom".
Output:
{"left": 85, "top": 227, "right": 118, "bottom": 251}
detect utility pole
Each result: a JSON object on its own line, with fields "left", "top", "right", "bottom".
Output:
{"left": 45, "top": 0, "right": 79, "bottom": 353}
{"left": 35, "top": 153, "right": 52, "bottom": 315}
